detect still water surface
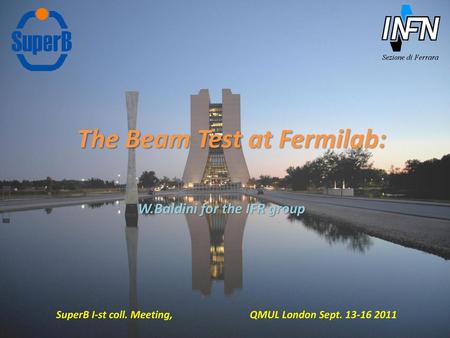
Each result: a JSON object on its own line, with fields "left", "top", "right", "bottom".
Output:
{"left": 0, "top": 194, "right": 449, "bottom": 338}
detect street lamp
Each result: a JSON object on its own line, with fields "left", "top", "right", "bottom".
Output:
{"left": 116, "top": 174, "right": 121, "bottom": 190}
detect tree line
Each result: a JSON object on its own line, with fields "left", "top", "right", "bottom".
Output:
{"left": 138, "top": 171, "right": 182, "bottom": 189}
{"left": 387, "top": 155, "right": 450, "bottom": 199}
{"left": 251, "top": 150, "right": 450, "bottom": 200}
{"left": 0, "top": 177, "right": 115, "bottom": 192}
{"left": 1, "top": 151, "right": 449, "bottom": 199}
{"left": 0, "top": 172, "right": 182, "bottom": 193}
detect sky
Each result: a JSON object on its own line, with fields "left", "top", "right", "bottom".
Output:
{"left": 0, "top": 0, "right": 449, "bottom": 181}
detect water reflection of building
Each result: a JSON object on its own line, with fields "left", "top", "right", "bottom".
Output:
{"left": 186, "top": 194, "right": 248, "bottom": 296}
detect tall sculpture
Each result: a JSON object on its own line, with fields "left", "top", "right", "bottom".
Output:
{"left": 125, "top": 91, "right": 139, "bottom": 217}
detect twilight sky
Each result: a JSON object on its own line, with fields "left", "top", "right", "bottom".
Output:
{"left": 0, "top": 0, "right": 449, "bottom": 180}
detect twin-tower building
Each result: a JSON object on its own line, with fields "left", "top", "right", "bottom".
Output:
{"left": 183, "top": 89, "right": 250, "bottom": 189}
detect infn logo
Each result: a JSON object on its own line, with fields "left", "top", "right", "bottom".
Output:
{"left": 11, "top": 8, "right": 72, "bottom": 71}
{"left": 381, "top": 4, "right": 440, "bottom": 52}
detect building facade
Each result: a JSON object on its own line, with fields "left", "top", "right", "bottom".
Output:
{"left": 183, "top": 89, "right": 250, "bottom": 188}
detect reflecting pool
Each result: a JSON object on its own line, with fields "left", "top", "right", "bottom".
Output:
{"left": 0, "top": 194, "right": 449, "bottom": 338}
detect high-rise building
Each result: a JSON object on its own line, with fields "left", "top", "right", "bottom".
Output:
{"left": 183, "top": 89, "right": 250, "bottom": 188}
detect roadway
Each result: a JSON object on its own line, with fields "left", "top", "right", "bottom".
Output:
{"left": 262, "top": 191, "right": 450, "bottom": 221}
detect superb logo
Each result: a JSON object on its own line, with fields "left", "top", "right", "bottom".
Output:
{"left": 381, "top": 4, "right": 440, "bottom": 52}
{"left": 11, "top": 8, "right": 72, "bottom": 71}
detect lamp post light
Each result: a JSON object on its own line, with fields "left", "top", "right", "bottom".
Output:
{"left": 116, "top": 174, "right": 121, "bottom": 191}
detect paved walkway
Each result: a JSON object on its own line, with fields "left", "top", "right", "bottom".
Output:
{"left": 265, "top": 191, "right": 450, "bottom": 220}
{"left": 0, "top": 194, "right": 127, "bottom": 212}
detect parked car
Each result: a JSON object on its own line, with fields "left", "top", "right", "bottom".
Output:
{"left": 257, "top": 188, "right": 264, "bottom": 195}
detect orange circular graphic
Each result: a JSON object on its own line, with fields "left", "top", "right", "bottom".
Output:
{"left": 35, "top": 8, "right": 49, "bottom": 21}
